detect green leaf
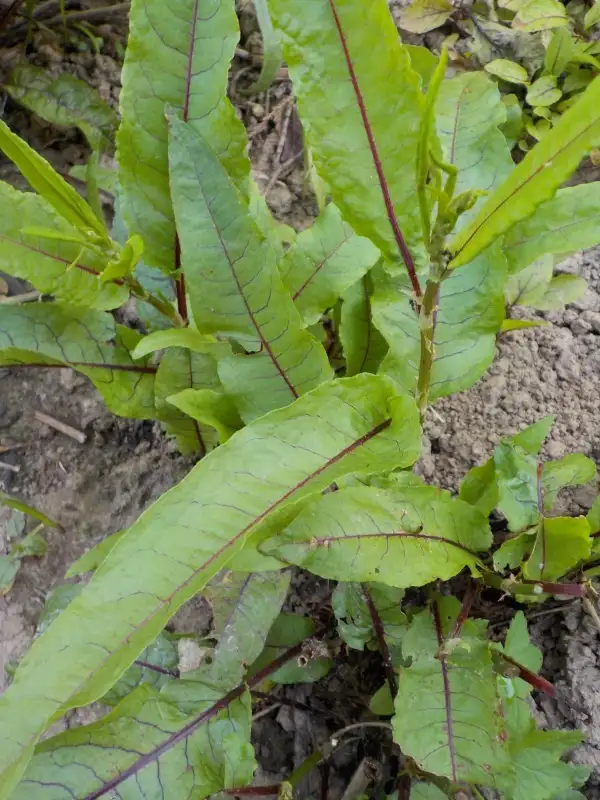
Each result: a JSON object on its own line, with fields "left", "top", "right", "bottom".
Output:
{"left": 499, "top": 729, "right": 587, "bottom": 800}
{"left": 69, "top": 163, "right": 117, "bottom": 195}
{"left": 13, "top": 532, "right": 46, "bottom": 559}
{"left": 459, "top": 459, "right": 500, "bottom": 517}
{"left": 154, "top": 347, "right": 225, "bottom": 455}
{"left": 494, "top": 529, "right": 536, "bottom": 570}
{"left": 369, "top": 682, "right": 395, "bottom": 715}
{"left": 0, "top": 182, "right": 125, "bottom": 310}
{"left": 525, "top": 516, "right": 591, "bottom": 580}
{"left": 132, "top": 328, "right": 225, "bottom": 360}
{"left": 0, "top": 557, "right": 20, "bottom": 596}
{"left": 393, "top": 598, "right": 506, "bottom": 785}
{"left": 0, "top": 492, "right": 58, "bottom": 529}
{"left": 210, "top": 571, "right": 290, "bottom": 688}
{"left": 340, "top": 274, "right": 388, "bottom": 376}
{"left": 265, "top": 483, "right": 490, "bottom": 586}
{"left": 271, "top": 0, "right": 426, "bottom": 268}
{"left": 535, "top": 274, "right": 587, "bottom": 310}
{"left": 513, "top": 0, "right": 568, "bottom": 30}
{"left": 0, "top": 119, "right": 108, "bottom": 243}
{"left": 373, "top": 244, "right": 507, "bottom": 400}
{"left": 503, "top": 184, "right": 600, "bottom": 273}
{"left": 280, "top": 203, "right": 380, "bottom": 326}
{"left": 103, "top": 632, "right": 179, "bottom": 706}
{"left": 501, "top": 94, "right": 526, "bottom": 148}
{"left": 544, "top": 27, "right": 574, "bottom": 75}
{"left": 398, "top": 0, "right": 453, "bottom": 33}
{"left": 65, "top": 530, "right": 126, "bottom": 577}
{"left": 247, "top": 0, "right": 283, "bottom": 94}
{"left": 585, "top": 1, "right": 600, "bottom": 28}
{"left": 332, "top": 582, "right": 406, "bottom": 659}
{"left": 0, "top": 374, "right": 420, "bottom": 788}
{"left": 118, "top": 0, "right": 250, "bottom": 273}
{"left": 405, "top": 44, "right": 439, "bottom": 89}
{"left": 167, "top": 388, "right": 243, "bottom": 444}
{"left": 0, "top": 304, "right": 156, "bottom": 419}
{"left": 505, "top": 255, "right": 554, "bottom": 306}
{"left": 13, "top": 685, "right": 255, "bottom": 799}
{"left": 505, "top": 611, "right": 543, "bottom": 672}
{"left": 527, "top": 76, "right": 562, "bottom": 106}
{"left": 485, "top": 59, "right": 530, "bottom": 84}
{"left": 249, "top": 614, "right": 333, "bottom": 684}
{"left": 169, "top": 117, "right": 332, "bottom": 422}
{"left": 588, "top": 495, "right": 600, "bottom": 531}
{"left": 495, "top": 441, "right": 540, "bottom": 531}
{"left": 450, "top": 76, "right": 600, "bottom": 268}
{"left": 542, "top": 453, "right": 596, "bottom": 510}
{"left": 409, "top": 784, "right": 448, "bottom": 799}
{"left": 501, "top": 318, "right": 549, "bottom": 331}
{"left": 5, "top": 65, "right": 117, "bottom": 150}
{"left": 436, "top": 72, "right": 514, "bottom": 228}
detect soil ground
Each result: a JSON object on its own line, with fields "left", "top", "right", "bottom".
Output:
{"left": 1, "top": 3, "right": 600, "bottom": 796}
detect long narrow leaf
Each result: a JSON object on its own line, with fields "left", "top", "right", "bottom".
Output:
{"left": 0, "top": 375, "right": 420, "bottom": 791}
{"left": 247, "top": 0, "right": 283, "bottom": 94}
{"left": 118, "top": 0, "right": 250, "bottom": 272}
{"left": 270, "top": 0, "right": 426, "bottom": 280}
{"left": 169, "top": 117, "right": 332, "bottom": 422}
{"left": 450, "top": 76, "right": 600, "bottom": 267}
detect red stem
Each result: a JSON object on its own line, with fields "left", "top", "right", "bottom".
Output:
{"left": 447, "top": 580, "right": 477, "bottom": 642}
{"left": 499, "top": 652, "right": 555, "bottom": 697}
{"left": 362, "top": 584, "right": 398, "bottom": 699}
{"left": 174, "top": 238, "right": 188, "bottom": 323}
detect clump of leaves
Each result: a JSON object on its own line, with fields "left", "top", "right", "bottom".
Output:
{"left": 0, "top": 0, "right": 600, "bottom": 797}
{"left": 396, "top": 0, "right": 600, "bottom": 148}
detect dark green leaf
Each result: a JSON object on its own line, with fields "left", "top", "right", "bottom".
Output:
{"left": 6, "top": 66, "right": 117, "bottom": 150}
{"left": 280, "top": 203, "right": 380, "bottom": 326}
{"left": 332, "top": 582, "right": 406, "bottom": 659}
{"left": 249, "top": 614, "right": 333, "bottom": 684}
{"left": 271, "top": 0, "right": 426, "bottom": 269}
{"left": 169, "top": 117, "right": 332, "bottom": 422}
{"left": 118, "top": 0, "right": 250, "bottom": 272}
{"left": 103, "top": 632, "right": 179, "bottom": 706}
{"left": 340, "top": 274, "right": 388, "bottom": 376}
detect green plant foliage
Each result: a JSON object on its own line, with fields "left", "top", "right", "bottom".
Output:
{"left": 372, "top": 245, "right": 507, "bottom": 400}
{"left": 118, "top": 0, "right": 250, "bottom": 273}
{"left": 247, "top": 0, "right": 283, "bottom": 94}
{"left": 332, "top": 582, "right": 406, "bottom": 659}
{"left": 399, "top": 0, "right": 453, "bottom": 33}
{"left": 340, "top": 274, "right": 388, "bottom": 376}
{"left": 279, "top": 202, "right": 380, "bottom": 326}
{"left": 5, "top": 65, "right": 117, "bottom": 151}
{"left": 265, "top": 483, "right": 491, "bottom": 586}
{"left": 450, "top": 76, "right": 600, "bottom": 267}
{"left": 0, "top": 376, "right": 420, "bottom": 787}
{"left": 168, "top": 116, "right": 332, "bottom": 421}
{"left": 270, "top": 0, "right": 426, "bottom": 271}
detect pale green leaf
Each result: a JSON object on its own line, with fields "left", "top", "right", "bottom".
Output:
{"left": 168, "top": 117, "right": 332, "bottom": 422}
{"left": 36, "top": 585, "right": 83, "bottom": 636}
{"left": 495, "top": 441, "right": 540, "bottom": 531}
{"left": 118, "top": 0, "right": 250, "bottom": 272}
{"left": 374, "top": 244, "right": 507, "bottom": 400}
{"left": 0, "top": 182, "right": 125, "bottom": 310}
{"left": 436, "top": 72, "right": 514, "bottom": 228}
{"left": 0, "top": 119, "right": 108, "bottom": 243}
{"left": 0, "top": 557, "right": 20, "bottom": 595}
{"left": 265, "top": 484, "right": 491, "bottom": 586}
{"left": 542, "top": 453, "right": 597, "bottom": 510}
{"left": 249, "top": 614, "right": 333, "bottom": 684}
{"left": 459, "top": 460, "right": 500, "bottom": 517}
{"left": 69, "top": 163, "right": 117, "bottom": 195}
{"left": 399, "top": 0, "right": 453, "bottom": 33}
{"left": 271, "top": 0, "right": 426, "bottom": 269}
{"left": 450, "top": 76, "right": 600, "bottom": 268}
{"left": 513, "top": 0, "right": 568, "bottom": 30}
{"left": 501, "top": 318, "right": 548, "bottom": 331}
{"left": 332, "top": 582, "right": 406, "bottom": 659}
{"left": 505, "top": 255, "right": 554, "bottom": 306}
{"left": 13, "top": 685, "right": 255, "bottom": 799}
{"left": 527, "top": 76, "right": 562, "bottom": 106}
{"left": 13, "top": 532, "right": 46, "bottom": 559}
{"left": 5, "top": 65, "right": 117, "bottom": 150}
{"left": 154, "top": 347, "right": 224, "bottom": 455}
{"left": 0, "top": 492, "right": 58, "bottom": 529}
{"left": 405, "top": 44, "right": 439, "bottom": 89}
{"left": 393, "top": 598, "right": 506, "bottom": 785}
{"left": 544, "top": 27, "right": 574, "bottom": 76}
{"left": 211, "top": 571, "right": 290, "bottom": 688}
{"left": 0, "top": 375, "right": 420, "bottom": 788}
{"left": 131, "top": 328, "right": 225, "bottom": 359}
{"left": 494, "top": 530, "right": 536, "bottom": 570}
{"left": 280, "top": 203, "right": 380, "bottom": 326}
{"left": 485, "top": 59, "right": 530, "bottom": 84}
{"left": 525, "top": 516, "right": 591, "bottom": 580}
{"left": 585, "top": 1, "right": 600, "bottom": 28}
{"left": 340, "top": 274, "right": 388, "bottom": 376}
{"left": 65, "top": 530, "right": 126, "bottom": 577}
{"left": 247, "top": 0, "right": 283, "bottom": 94}
{"left": 0, "top": 305, "right": 155, "bottom": 419}
{"left": 167, "top": 388, "right": 243, "bottom": 444}
{"left": 535, "top": 274, "right": 587, "bottom": 310}
{"left": 505, "top": 611, "right": 543, "bottom": 672}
